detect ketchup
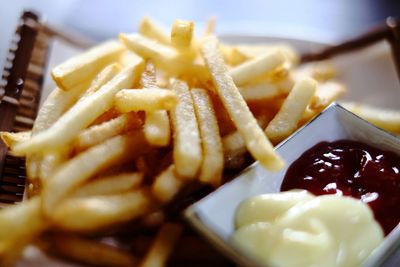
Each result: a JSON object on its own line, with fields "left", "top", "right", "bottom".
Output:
{"left": 281, "top": 140, "right": 400, "bottom": 235}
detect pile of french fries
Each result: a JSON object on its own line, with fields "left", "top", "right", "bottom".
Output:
{"left": 1, "top": 16, "right": 398, "bottom": 267}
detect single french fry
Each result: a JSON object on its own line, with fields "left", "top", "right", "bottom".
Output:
{"left": 80, "top": 63, "right": 121, "bottom": 98}
{"left": 120, "top": 33, "right": 178, "bottom": 70}
{"left": 0, "top": 131, "right": 30, "bottom": 150}
{"left": 42, "top": 131, "right": 148, "bottom": 215}
{"left": 151, "top": 165, "right": 185, "bottom": 203}
{"left": 191, "top": 88, "right": 223, "bottom": 186}
{"left": 14, "top": 61, "right": 144, "bottom": 155}
{"left": 52, "top": 40, "right": 125, "bottom": 90}
{"left": 140, "top": 62, "right": 171, "bottom": 147}
{"left": 222, "top": 116, "right": 270, "bottom": 160}
{"left": 201, "top": 36, "right": 283, "bottom": 171}
{"left": 72, "top": 172, "right": 143, "bottom": 197}
{"left": 340, "top": 102, "right": 400, "bottom": 133}
{"left": 239, "top": 81, "right": 285, "bottom": 102}
{"left": 75, "top": 112, "right": 143, "bottom": 150}
{"left": 115, "top": 88, "right": 178, "bottom": 113}
{"left": 170, "top": 79, "right": 202, "bottom": 178}
{"left": 310, "top": 81, "right": 346, "bottom": 110}
{"left": 294, "top": 61, "right": 336, "bottom": 82}
{"left": 265, "top": 77, "right": 317, "bottom": 143}
{"left": 140, "top": 223, "right": 183, "bottom": 267}
{"left": 171, "top": 19, "right": 194, "bottom": 49}
{"left": 234, "top": 44, "right": 299, "bottom": 66}
{"left": 120, "top": 33, "right": 204, "bottom": 78}
{"left": 229, "top": 50, "right": 285, "bottom": 86}
{"left": 52, "top": 190, "right": 152, "bottom": 232}
{"left": 0, "top": 198, "right": 46, "bottom": 265}
{"left": 51, "top": 234, "right": 138, "bottom": 267}
{"left": 139, "top": 16, "right": 170, "bottom": 45}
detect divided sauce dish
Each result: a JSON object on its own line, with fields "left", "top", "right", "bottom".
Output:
{"left": 185, "top": 103, "right": 400, "bottom": 267}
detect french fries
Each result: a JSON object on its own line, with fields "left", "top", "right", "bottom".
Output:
{"left": 52, "top": 40, "right": 124, "bottom": 90}
{"left": 171, "top": 19, "right": 194, "bottom": 49}
{"left": 229, "top": 50, "right": 286, "bottom": 86}
{"left": 140, "top": 223, "right": 183, "bottom": 267}
{"left": 191, "top": 88, "right": 223, "bottom": 186}
{"left": 52, "top": 190, "right": 152, "bottom": 232}
{"left": 201, "top": 36, "right": 284, "bottom": 171}
{"left": 13, "top": 60, "right": 144, "bottom": 155}
{"left": 72, "top": 172, "right": 143, "bottom": 197}
{"left": 170, "top": 79, "right": 202, "bottom": 179}
{"left": 0, "top": 131, "right": 30, "bottom": 151}
{"left": 51, "top": 234, "right": 138, "bottom": 267}
{"left": 265, "top": 78, "right": 317, "bottom": 144}
{"left": 115, "top": 88, "right": 178, "bottom": 113}
{"left": 152, "top": 165, "right": 185, "bottom": 203}
{"left": 139, "top": 16, "right": 170, "bottom": 45}
{"left": 0, "top": 17, "right": 354, "bottom": 267}
{"left": 42, "top": 131, "right": 148, "bottom": 215}
{"left": 140, "top": 62, "right": 172, "bottom": 146}
{"left": 340, "top": 102, "right": 400, "bottom": 133}
{"left": 74, "top": 112, "right": 143, "bottom": 150}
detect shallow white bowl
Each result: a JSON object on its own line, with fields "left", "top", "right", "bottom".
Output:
{"left": 185, "top": 103, "right": 400, "bottom": 267}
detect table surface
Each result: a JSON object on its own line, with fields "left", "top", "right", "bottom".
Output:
{"left": 1, "top": 1, "right": 400, "bottom": 266}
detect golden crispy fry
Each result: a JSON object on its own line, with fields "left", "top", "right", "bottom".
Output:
{"left": 151, "top": 165, "right": 185, "bottom": 203}
{"left": 239, "top": 81, "right": 285, "bottom": 102}
{"left": 140, "top": 62, "right": 171, "bottom": 147}
{"left": 265, "top": 78, "right": 317, "bottom": 143}
{"left": 140, "top": 223, "right": 183, "bottom": 267}
{"left": 52, "top": 40, "right": 124, "bottom": 90}
{"left": 115, "top": 88, "right": 178, "bottom": 113}
{"left": 310, "top": 81, "right": 346, "bottom": 110}
{"left": 171, "top": 19, "right": 194, "bottom": 49}
{"left": 0, "top": 198, "right": 46, "bottom": 265}
{"left": 72, "top": 172, "right": 143, "bottom": 197}
{"left": 139, "top": 16, "right": 170, "bottom": 45}
{"left": 75, "top": 112, "right": 143, "bottom": 150}
{"left": 52, "top": 190, "right": 152, "bottom": 232}
{"left": 341, "top": 102, "right": 400, "bottom": 133}
{"left": 120, "top": 33, "right": 204, "bottom": 78}
{"left": 42, "top": 131, "right": 148, "bottom": 215}
{"left": 191, "top": 88, "right": 223, "bottom": 186}
{"left": 0, "top": 131, "right": 30, "bottom": 150}
{"left": 80, "top": 63, "right": 121, "bottom": 98}
{"left": 201, "top": 36, "right": 283, "bottom": 171}
{"left": 222, "top": 116, "right": 270, "bottom": 161}
{"left": 233, "top": 44, "right": 299, "bottom": 66}
{"left": 14, "top": 61, "right": 144, "bottom": 155}
{"left": 229, "top": 50, "right": 285, "bottom": 86}
{"left": 51, "top": 234, "right": 138, "bottom": 267}
{"left": 294, "top": 61, "right": 336, "bottom": 82}
{"left": 120, "top": 33, "right": 178, "bottom": 70}
{"left": 170, "top": 79, "right": 202, "bottom": 178}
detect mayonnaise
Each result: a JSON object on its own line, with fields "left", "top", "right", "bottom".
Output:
{"left": 233, "top": 190, "right": 384, "bottom": 267}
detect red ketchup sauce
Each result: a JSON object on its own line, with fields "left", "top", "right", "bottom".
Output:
{"left": 281, "top": 140, "right": 400, "bottom": 235}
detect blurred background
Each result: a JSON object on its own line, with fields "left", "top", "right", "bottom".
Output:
{"left": 0, "top": 0, "right": 400, "bottom": 76}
